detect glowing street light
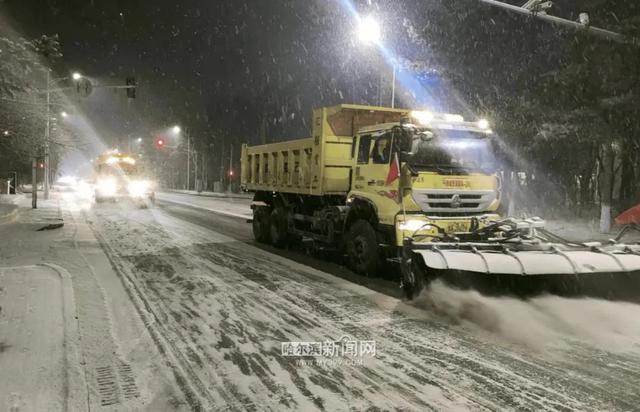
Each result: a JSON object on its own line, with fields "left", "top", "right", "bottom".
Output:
{"left": 356, "top": 16, "right": 398, "bottom": 107}
{"left": 137, "top": 137, "right": 142, "bottom": 143}
{"left": 358, "top": 16, "right": 381, "bottom": 45}
{"left": 60, "top": 111, "right": 68, "bottom": 118}
{"left": 72, "top": 72, "right": 82, "bottom": 80}
{"left": 3, "top": 130, "right": 9, "bottom": 136}
{"left": 172, "top": 125, "right": 181, "bottom": 134}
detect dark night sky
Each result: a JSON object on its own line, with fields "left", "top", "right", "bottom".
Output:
{"left": 0, "top": 0, "right": 583, "bottom": 150}
{"left": 2, "top": 0, "right": 405, "bottom": 147}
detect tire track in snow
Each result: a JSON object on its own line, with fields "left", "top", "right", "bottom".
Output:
{"left": 90, "top": 204, "right": 640, "bottom": 411}
{"left": 91, "top": 207, "right": 456, "bottom": 410}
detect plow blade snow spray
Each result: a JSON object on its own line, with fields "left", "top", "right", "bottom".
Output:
{"left": 401, "top": 218, "right": 640, "bottom": 302}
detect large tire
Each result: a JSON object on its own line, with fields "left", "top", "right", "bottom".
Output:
{"left": 402, "top": 254, "right": 426, "bottom": 300}
{"left": 346, "top": 219, "right": 380, "bottom": 275}
{"left": 269, "top": 207, "right": 289, "bottom": 248}
{"left": 253, "top": 207, "right": 271, "bottom": 243}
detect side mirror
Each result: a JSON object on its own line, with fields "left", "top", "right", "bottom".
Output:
{"left": 400, "top": 153, "right": 419, "bottom": 177}
{"left": 399, "top": 151, "right": 412, "bottom": 163}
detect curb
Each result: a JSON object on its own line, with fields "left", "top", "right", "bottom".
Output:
{"left": 38, "top": 263, "right": 88, "bottom": 412}
{"left": 0, "top": 205, "right": 18, "bottom": 225}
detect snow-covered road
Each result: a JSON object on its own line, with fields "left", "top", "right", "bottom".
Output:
{"left": 73, "top": 191, "right": 640, "bottom": 411}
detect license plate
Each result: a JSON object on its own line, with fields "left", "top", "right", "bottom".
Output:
{"left": 446, "top": 222, "right": 468, "bottom": 233}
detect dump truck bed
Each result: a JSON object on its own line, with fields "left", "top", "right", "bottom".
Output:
{"left": 241, "top": 104, "right": 408, "bottom": 196}
{"left": 241, "top": 135, "right": 352, "bottom": 195}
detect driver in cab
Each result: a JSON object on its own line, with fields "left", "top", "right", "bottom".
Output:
{"left": 372, "top": 136, "right": 391, "bottom": 164}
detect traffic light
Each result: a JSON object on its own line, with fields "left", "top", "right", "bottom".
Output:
{"left": 228, "top": 169, "right": 234, "bottom": 177}
{"left": 155, "top": 136, "right": 165, "bottom": 148}
{"left": 126, "top": 77, "right": 137, "bottom": 99}
{"left": 38, "top": 162, "right": 44, "bottom": 169}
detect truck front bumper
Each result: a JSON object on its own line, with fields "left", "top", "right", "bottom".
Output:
{"left": 394, "top": 214, "right": 500, "bottom": 246}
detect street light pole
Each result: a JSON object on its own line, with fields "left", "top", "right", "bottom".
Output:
{"left": 220, "top": 141, "right": 225, "bottom": 191}
{"left": 229, "top": 144, "right": 233, "bottom": 192}
{"left": 478, "top": 0, "right": 639, "bottom": 46}
{"left": 44, "top": 70, "right": 51, "bottom": 200}
{"left": 186, "top": 130, "right": 190, "bottom": 190}
{"left": 391, "top": 63, "right": 397, "bottom": 108}
{"left": 42, "top": 71, "right": 82, "bottom": 200}
{"left": 32, "top": 159, "right": 37, "bottom": 209}
{"left": 358, "top": 16, "right": 397, "bottom": 108}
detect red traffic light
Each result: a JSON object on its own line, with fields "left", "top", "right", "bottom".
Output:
{"left": 155, "top": 137, "right": 165, "bottom": 148}
{"left": 38, "top": 163, "right": 44, "bottom": 169}
{"left": 228, "top": 169, "right": 234, "bottom": 177}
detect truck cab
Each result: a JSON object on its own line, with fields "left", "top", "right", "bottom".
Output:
{"left": 343, "top": 113, "right": 500, "bottom": 273}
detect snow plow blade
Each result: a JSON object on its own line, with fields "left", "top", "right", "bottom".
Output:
{"left": 401, "top": 219, "right": 640, "bottom": 302}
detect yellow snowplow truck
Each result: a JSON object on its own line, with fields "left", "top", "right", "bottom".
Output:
{"left": 94, "top": 151, "right": 156, "bottom": 204}
{"left": 241, "top": 104, "right": 640, "bottom": 301}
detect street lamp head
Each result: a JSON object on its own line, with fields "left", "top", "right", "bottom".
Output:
{"left": 172, "top": 125, "right": 181, "bottom": 134}
{"left": 61, "top": 111, "right": 68, "bottom": 118}
{"left": 3, "top": 130, "right": 9, "bottom": 136}
{"left": 358, "top": 16, "right": 381, "bottom": 45}
{"left": 72, "top": 72, "right": 82, "bottom": 80}
{"left": 137, "top": 137, "right": 142, "bottom": 143}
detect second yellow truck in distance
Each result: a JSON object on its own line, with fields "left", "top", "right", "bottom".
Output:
{"left": 241, "top": 104, "right": 499, "bottom": 297}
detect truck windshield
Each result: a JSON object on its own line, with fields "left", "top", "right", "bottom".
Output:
{"left": 408, "top": 130, "right": 496, "bottom": 174}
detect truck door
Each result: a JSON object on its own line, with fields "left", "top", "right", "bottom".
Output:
{"left": 351, "top": 131, "right": 399, "bottom": 225}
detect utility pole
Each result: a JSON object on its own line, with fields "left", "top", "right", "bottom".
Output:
{"left": 202, "top": 150, "right": 207, "bottom": 191}
{"left": 229, "top": 144, "right": 233, "bottom": 192}
{"left": 391, "top": 64, "right": 397, "bottom": 108}
{"left": 220, "top": 141, "right": 225, "bottom": 190}
{"left": 194, "top": 147, "right": 199, "bottom": 192}
{"left": 377, "top": 72, "right": 383, "bottom": 107}
{"left": 186, "top": 130, "right": 190, "bottom": 190}
{"left": 32, "top": 159, "right": 37, "bottom": 209}
{"left": 44, "top": 71, "right": 51, "bottom": 200}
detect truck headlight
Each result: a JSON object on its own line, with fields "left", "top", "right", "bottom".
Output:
{"left": 127, "top": 180, "right": 150, "bottom": 197}
{"left": 399, "top": 219, "right": 431, "bottom": 232}
{"left": 410, "top": 110, "right": 434, "bottom": 125}
{"left": 96, "top": 178, "right": 117, "bottom": 196}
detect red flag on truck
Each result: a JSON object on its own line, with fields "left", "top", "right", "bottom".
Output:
{"left": 616, "top": 204, "right": 640, "bottom": 225}
{"left": 386, "top": 152, "right": 400, "bottom": 186}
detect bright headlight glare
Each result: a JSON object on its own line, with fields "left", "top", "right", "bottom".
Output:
{"left": 411, "top": 110, "right": 434, "bottom": 125}
{"left": 444, "top": 113, "right": 464, "bottom": 123}
{"left": 478, "top": 118, "right": 490, "bottom": 130}
{"left": 399, "top": 220, "right": 431, "bottom": 232}
{"left": 128, "top": 180, "right": 149, "bottom": 197}
{"left": 97, "top": 178, "right": 117, "bottom": 196}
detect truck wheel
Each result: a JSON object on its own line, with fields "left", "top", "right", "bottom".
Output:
{"left": 402, "top": 255, "right": 426, "bottom": 300}
{"left": 346, "top": 220, "right": 380, "bottom": 275}
{"left": 269, "top": 207, "right": 289, "bottom": 248}
{"left": 253, "top": 207, "right": 271, "bottom": 243}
